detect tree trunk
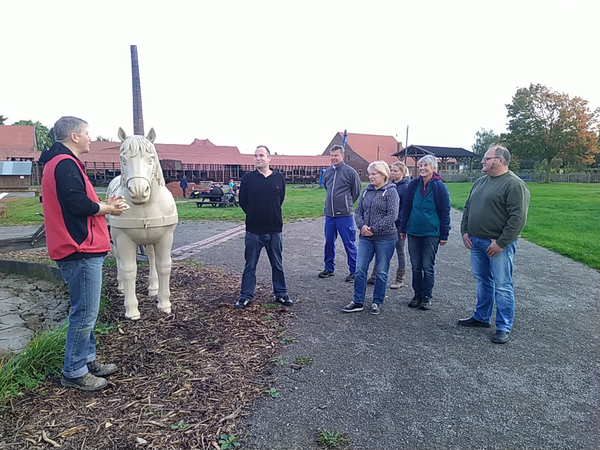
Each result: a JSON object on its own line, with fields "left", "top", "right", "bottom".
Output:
{"left": 545, "top": 159, "right": 552, "bottom": 183}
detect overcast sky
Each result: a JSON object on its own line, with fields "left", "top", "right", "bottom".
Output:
{"left": 2, "top": 0, "right": 598, "bottom": 155}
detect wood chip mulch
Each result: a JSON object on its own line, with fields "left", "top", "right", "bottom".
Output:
{"left": 0, "top": 262, "right": 292, "bottom": 450}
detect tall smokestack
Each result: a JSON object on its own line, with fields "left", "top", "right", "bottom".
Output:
{"left": 130, "top": 45, "right": 144, "bottom": 136}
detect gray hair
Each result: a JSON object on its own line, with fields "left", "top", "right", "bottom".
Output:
{"left": 53, "top": 116, "right": 88, "bottom": 142}
{"left": 256, "top": 145, "right": 271, "bottom": 156}
{"left": 330, "top": 144, "right": 345, "bottom": 155}
{"left": 490, "top": 145, "right": 511, "bottom": 166}
{"left": 418, "top": 155, "right": 438, "bottom": 172}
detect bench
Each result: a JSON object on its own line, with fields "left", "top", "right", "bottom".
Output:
{"left": 192, "top": 192, "right": 238, "bottom": 208}
{"left": 518, "top": 175, "right": 531, "bottom": 181}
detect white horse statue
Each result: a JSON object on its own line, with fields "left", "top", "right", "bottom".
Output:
{"left": 107, "top": 128, "right": 178, "bottom": 320}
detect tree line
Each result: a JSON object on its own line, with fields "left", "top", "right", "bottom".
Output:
{"left": 472, "top": 83, "right": 599, "bottom": 182}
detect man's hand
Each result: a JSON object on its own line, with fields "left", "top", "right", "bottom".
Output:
{"left": 98, "top": 195, "right": 129, "bottom": 216}
{"left": 462, "top": 233, "right": 472, "bottom": 250}
{"left": 361, "top": 225, "right": 373, "bottom": 237}
{"left": 439, "top": 239, "right": 448, "bottom": 246}
{"left": 486, "top": 239, "right": 503, "bottom": 257}
{"left": 400, "top": 233, "right": 406, "bottom": 240}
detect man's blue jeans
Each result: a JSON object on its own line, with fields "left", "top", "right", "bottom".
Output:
{"left": 240, "top": 232, "right": 287, "bottom": 300}
{"left": 354, "top": 237, "right": 398, "bottom": 305}
{"left": 324, "top": 215, "right": 357, "bottom": 274}
{"left": 407, "top": 235, "right": 440, "bottom": 298}
{"left": 56, "top": 256, "right": 104, "bottom": 379}
{"left": 470, "top": 237, "right": 517, "bottom": 332}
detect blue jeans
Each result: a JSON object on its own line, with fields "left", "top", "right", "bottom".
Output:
{"left": 470, "top": 237, "right": 517, "bottom": 332}
{"left": 407, "top": 235, "right": 440, "bottom": 298}
{"left": 324, "top": 215, "right": 357, "bottom": 274}
{"left": 354, "top": 237, "right": 398, "bottom": 305}
{"left": 56, "top": 256, "right": 104, "bottom": 379}
{"left": 240, "top": 232, "right": 287, "bottom": 300}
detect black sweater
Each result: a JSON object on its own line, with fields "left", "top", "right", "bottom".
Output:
{"left": 239, "top": 170, "right": 285, "bottom": 234}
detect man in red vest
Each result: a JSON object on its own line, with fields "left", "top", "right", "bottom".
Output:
{"left": 40, "top": 116, "right": 129, "bottom": 391}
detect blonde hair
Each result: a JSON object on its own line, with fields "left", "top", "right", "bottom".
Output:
{"left": 391, "top": 161, "right": 410, "bottom": 177}
{"left": 367, "top": 161, "right": 391, "bottom": 183}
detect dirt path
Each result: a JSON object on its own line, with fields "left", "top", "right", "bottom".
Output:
{"left": 185, "top": 211, "right": 599, "bottom": 450}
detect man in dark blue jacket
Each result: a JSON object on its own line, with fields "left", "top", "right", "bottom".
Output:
{"left": 235, "top": 145, "right": 292, "bottom": 308}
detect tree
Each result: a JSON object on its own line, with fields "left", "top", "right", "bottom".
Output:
{"left": 472, "top": 128, "right": 500, "bottom": 156}
{"left": 0, "top": 115, "right": 8, "bottom": 125}
{"left": 505, "top": 83, "right": 600, "bottom": 182}
{"left": 95, "top": 135, "right": 115, "bottom": 142}
{"left": 12, "top": 119, "right": 54, "bottom": 151}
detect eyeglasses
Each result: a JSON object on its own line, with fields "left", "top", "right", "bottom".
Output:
{"left": 482, "top": 157, "right": 500, "bottom": 161}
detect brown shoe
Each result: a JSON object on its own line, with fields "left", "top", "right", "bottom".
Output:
{"left": 61, "top": 372, "right": 108, "bottom": 391}
{"left": 389, "top": 269, "right": 405, "bottom": 289}
{"left": 367, "top": 266, "right": 377, "bottom": 285}
{"left": 87, "top": 360, "right": 118, "bottom": 377}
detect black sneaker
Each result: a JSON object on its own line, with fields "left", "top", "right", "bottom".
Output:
{"left": 408, "top": 294, "right": 422, "bottom": 308}
{"left": 274, "top": 295, "right": 294, "bottom": 307}
{"left": 344, "top": 274, "right": 355, "bottom": 282}
{"left": 87, "top": 360, "right": 118, "bottom": 377}
{"left": 491, "top": 330, "right": 510, "bottom": 344}
{"left": 370, "top": 303, "right": 381, "bottom": 315}
{"left": 61, "top": 372, "right": 108, "bottom": 391}
{"left": 318, "top": 270, "right": 335, "bottom": 278}
{"left": 342, "top": 301, "right": 364, "bottom": 313}
{"left": 234, "top": 297, "right": 253, "bottom": 309}
{"left": 419, "top": 297, "right": 432, "bottom": 310}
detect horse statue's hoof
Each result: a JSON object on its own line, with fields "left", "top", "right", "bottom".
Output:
{"left": 125, "top": 312, "right": 141, "bottom": 320}
{"left": 157, "top": 305, "right": 171, "bottom": 314}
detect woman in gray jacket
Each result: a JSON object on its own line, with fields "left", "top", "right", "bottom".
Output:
{"left": 342, "top": 161, "right": 399, "bottom": 315}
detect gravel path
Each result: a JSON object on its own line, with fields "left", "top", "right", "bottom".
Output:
{"left": 185, "top": 210, "right": 599, "bottom": 450}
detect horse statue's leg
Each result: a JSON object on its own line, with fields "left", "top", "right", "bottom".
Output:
{"left": 110, "top": 231, "right": 124, "bottom": 294}
{"left": 146, "top": 244, "right": 158, "bottom": 296}
{"left": 153, "top": 225, "right": 176, "bottom": 314}
{"left": 113, "top": 229, "right": 142, "bottom": 320}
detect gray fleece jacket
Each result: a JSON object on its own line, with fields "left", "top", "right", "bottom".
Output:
{"left": 323, "top": 162, "right": 361, "bottom": 217}
{"left": 354, "top": 181, "right": 399, "bottom": 240}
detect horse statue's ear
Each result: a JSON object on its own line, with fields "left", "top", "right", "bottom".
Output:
{"left": 147, "top": 128, "right": 156, "bottom": 143}
{"left": 118, "top": 128, "right": 128, "bottom": 142}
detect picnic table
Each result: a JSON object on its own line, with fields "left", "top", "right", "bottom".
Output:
{"left": 190, "top": 188, "right": 238, "bottom": 208}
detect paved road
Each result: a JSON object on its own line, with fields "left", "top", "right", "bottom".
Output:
{"left": 184, "top": 211, "right": 599, "bottom": 450}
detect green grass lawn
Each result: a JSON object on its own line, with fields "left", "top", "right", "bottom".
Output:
{"left": 2, "top": 183, "right": 599, "bottom": 270}
{"left": 446, "top": 182, "right": 600, "bottom": 271}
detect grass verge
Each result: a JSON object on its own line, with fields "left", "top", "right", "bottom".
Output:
{"left": 446, "top": 182, "right": 600, "bottom": 270}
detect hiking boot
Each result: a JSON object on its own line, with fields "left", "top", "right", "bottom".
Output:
{"left": 234, "top": 297, "right": 253, "bottom": 309}
{"left": 367, "top": 266, "right": 377, "bottom": 285}
{"left": 370, "top": 303, "right": 381, "bottom": 315}
{"left": 318, "top": 270, "right": 335, "bottom": 278}
{"left": 491, "top": 330, "right": 510, "bottom": 344}
{"left": 408, "top": 294, "right": 422, "bottom": 308}
{"left": 457, "top": 317, "right": 491, "bottom": 328}
{"left": 342, "top": 301, "right": 364, "bottom": 313}
{"left": 389, "top": 269, "right": 405, "bottom": 289}
{"left": 274, "top": 295, "right": 294, "bottom": 307}
{"left": 419, "top": 297, "right": 432, "bottom": 310}
{"left": 344, "top": 273, "right": 355, "bottom": 282}
{"left": 61, "top": 372, "right": 108, "bottom": 391}
{"left": 87, "top": 360, "right": 118, "bottom": 377}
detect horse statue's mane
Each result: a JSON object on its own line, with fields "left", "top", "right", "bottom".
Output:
{"left": 118, "top": 131, "right": 165, "bottom": 188}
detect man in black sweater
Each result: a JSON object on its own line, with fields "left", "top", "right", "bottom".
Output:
{"left": 235, "top": 145, "right": 293, "bottom": 308}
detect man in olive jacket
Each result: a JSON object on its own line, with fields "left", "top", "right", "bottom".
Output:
{"left": 458, "top": 146, "right": 530, "bottom": 344}
{"left": 319, "top": 145, "right": 361, "bottom": 282}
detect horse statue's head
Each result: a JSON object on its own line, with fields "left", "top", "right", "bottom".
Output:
{"left": 118, "top": 128, "right": 164, "bottom": 205}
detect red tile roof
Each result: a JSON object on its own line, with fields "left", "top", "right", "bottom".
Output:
{"left": 325, "top": 132, "right": 403, "bottom": 164}
{"left": 0, "top": 125, "right": 37, "bottom": 153}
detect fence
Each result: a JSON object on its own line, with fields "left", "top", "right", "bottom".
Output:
{"left": 440, "top": 172, "right": 600, "bottom": 183}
